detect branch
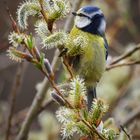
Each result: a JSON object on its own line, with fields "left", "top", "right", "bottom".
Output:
{"left": 38, "top": 0, "right": 54, "bottom": 32}
{"left": 109, "top": 44, "right": 140, "bottom": 65}
{"left": 5, "top": 63, "right": 25, "bottom": 140}
{"left": 63, "top": 57, "right": 74, "bottom": 79}
{"left": 16, "top": 50, "right": 59, "bottom": 140}
{"left": 40, "top": 66, "right": 73, "bottom": 108}
{"left": 5, "top": 9, "right": 25, "bottom": 140}
{"left": 39, "top": 0, "right": 47, "bottom": 22}
{"left": 82, "top": 119, "right": 107, "bottom": 140}
{"left": 106, "top": 60, "right": 140, "bottom": 71}
{"left": 16, "top": 1, "right": 83, "bottom": 140}
{"left": 120, "top": 125, "right": 132, "bottom": 140}
{"left": 6, "top": 6, "right": 20, "bottom": 33}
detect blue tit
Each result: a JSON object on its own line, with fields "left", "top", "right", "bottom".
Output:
{"left": 62, "top": 6, "right": 108, "bottom": 110}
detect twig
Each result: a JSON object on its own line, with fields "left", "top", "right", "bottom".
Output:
{"left": 82, "top": 119, "right": 107, "bottom": 140}
{"left": 7, "top": 5, "right": 41, "bottom": 62}
{"left": 16, "top": 50, "right": 59, "bottom": 140}
{"left": 5, "top": 63, "right": 25, "bottom": 140}
{"left": 120, "top": 125, "right": 132, "bottom": 140}
{"left": 106, "top": 60, "right": 140, "bottom": 71}
{"left": 38, "top": 0, "right": 54, "bottom": 32}
{"left": 38, "top": 0, "right": 48, "bottom": 24}
{"left": 77, "top": 110, "right": 107, "bottom": 140}
{"left": 40, "top": 67, "right": 73, "bottom": 108}
{"left": 50, "top": 81, "right": 73, "bottom": 108}
{"left": 16, "top": 1, "right": 83, "bottom": 140}
{"left": 5, "top": 8, "right": 25, "bottom": 140}
{"left": 63, "top": 57, "right": 74, "bottom": 79}
{"left": 6, "top": 6, "right": 20, "bottom": 33}
{"left": 109, "top": 44, "right": 140, "bottom": 65}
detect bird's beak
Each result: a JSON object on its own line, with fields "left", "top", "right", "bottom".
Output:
{"left": 72, "top": 12, "right": 77, "bottom": 16}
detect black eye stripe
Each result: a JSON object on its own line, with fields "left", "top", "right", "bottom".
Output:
{"left": 77, "top": 13, "right": 89, "bottom": 18}
{"left": 77, "top": 13, "right": 92, "bottom": 20}
{"left": 78, "top": 13, "right": 86, "bottom": 17}
{"left": 72, "top": 12, "right": 91, "bottom": 19}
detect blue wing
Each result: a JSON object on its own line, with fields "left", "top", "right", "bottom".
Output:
{"left": 103, "top": 36, "right": 108, "bottom": 60}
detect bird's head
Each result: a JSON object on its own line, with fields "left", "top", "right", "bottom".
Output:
{"left": 72, "top": 6, "right": 106, "bottom": 36}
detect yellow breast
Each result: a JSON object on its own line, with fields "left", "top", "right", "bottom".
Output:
{"left": 69, "top": 26, "right": 106, "bottom": 86}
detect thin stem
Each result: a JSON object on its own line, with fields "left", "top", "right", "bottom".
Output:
{"left": 120, "top": 125, "right": 132, "bottom": 140}
{"left": 109, "top": 44, "right": 140, "bottom": 65}
{"left": 106, "top": 60, "right": 140, "bottom": 71}
{"left": 63, "top": 57, "right": 74, "bottom": 79}
{"left": 82, "top": 119, "right": 107, "bottom": 140}
{"left": 7, "top": 8, "right": 40, "bottom": 60}
{"left": 41, "top": 67, "right": 73, "bottom": 108}
{"left": 38, "top": 0, "right": 54, "bottom": 32}
{"left": 6, "top": 6, "right": 20, "bottom": 33}
{"left": 39, "top": 0, "right": 48, "bottom": 23}
{"left": 77, "top": 110, "right": 107, "bottom": 140}
{"left": 50, "top": 81, "right": 73, "bottom": 108}
{"left": 5, "top": 63, "right": 25, "bottom": 140}
{"left": 5, "top": 9, "right": 24, "bottom": 140}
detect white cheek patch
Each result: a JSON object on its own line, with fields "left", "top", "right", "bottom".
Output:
{"left": 75, "top": 16, "right": 91, "bottom": 28}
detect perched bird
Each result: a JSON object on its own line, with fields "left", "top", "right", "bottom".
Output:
{"left": 61, "top": 6, "right": 108, "bottom": 110}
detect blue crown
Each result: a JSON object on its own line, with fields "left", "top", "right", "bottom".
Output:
{"left": 80, "top": 6, "right": 100, "bottom": 15}
{"left": 77, "top": 6, "right": 105, "bottom": 36}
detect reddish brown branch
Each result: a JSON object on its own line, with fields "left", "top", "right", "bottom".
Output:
{"left": 38, "top": 0, "right": 54, "bottom": 32}
{"left": 40, "top": 66, "right": 73, "bottom": 108}
{"left": 6, "top": 7, "right": 20, "bottom": 33}
{"left": 63, "top": 57, "right": 74, "bottom": 79}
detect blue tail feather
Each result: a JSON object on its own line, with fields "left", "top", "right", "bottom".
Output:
{"left": 87, "top": 87, "right": 96, "bottom": 110}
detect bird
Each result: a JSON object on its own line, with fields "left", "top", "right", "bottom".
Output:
{"left": 60, "top": 6, "right": 108, "bottom": 110}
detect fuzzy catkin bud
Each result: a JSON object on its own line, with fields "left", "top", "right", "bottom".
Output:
{"left": 51, "top": 92, "right": 65, "bottom": 106}
{"left": 7, "top": 47, "right": 33, "bottom": 62}
{"left": 17, "top": 1, "right": 40, "bottom": 29}
{"left": 44, "top": 59, "right": 54, "bottom": 79}
{"left": 33, "top": 47, "right": 41, "bottom": 61}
